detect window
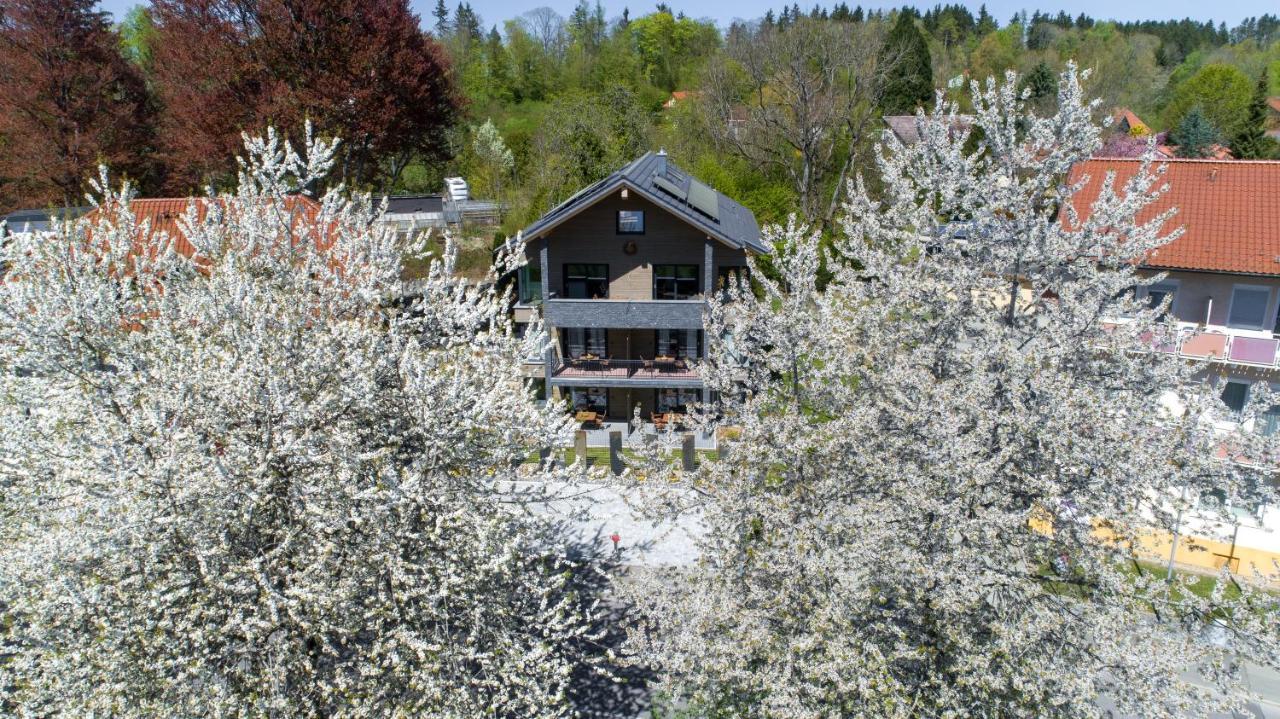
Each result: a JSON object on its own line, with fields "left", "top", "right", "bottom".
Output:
{"left": 564, "top": 264, "right": 608, "bottom": 299}
{"left": 1221, "top": 380, "right": 1250, "bottom": 415}
{"left": 617, "top": 210, "right": 644, "bottom": 234}
{"left": 654, "top": 264, "right": 700, "bottom": 300}
{"left": 1264, "top": 405, "right": 1280, "bottom": 437}
{"left": 717, "top": 266, "right": 750, "bottom": 291}
{"left": 656, "top": 388, "right": 700, "bottom": 413}
{"left": 570, "top": 387, "right": 608, "bottom": 413}
{"left": 564, "top": 328, "right": 607, "bottom": 358}
{"left": 1228, "top": 286, "right": 1271, "bottom": 330}
{"left": 518, "top": 264, "right": 542, "bottom": 304}
{"left": 1145, "top": 282, "right": 1177, "bottom": 319}
{"left": 656, "top": 329, "right": 700, "bottom": 359}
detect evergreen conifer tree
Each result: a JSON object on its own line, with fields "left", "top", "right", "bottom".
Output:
{"left": 1231, "top": 72, "right": 1277, "bottom": 159}
{"left": 432, "top": 0, "right": 449, "bottom": 34}
{"left": 1172, "top": 105, "right": 1221, "bottom": 158}
{"left": 881, "top": 12, "right": 934, "bottom": 114}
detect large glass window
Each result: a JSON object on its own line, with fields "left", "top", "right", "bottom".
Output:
{"left": 656, "top": 388, "right": 700, "bottom": 413}
{"left": 1221, "top": 380, "right": 1250, "bottom": 415}
{"left": 1228, "top": 286, "right": 1270, "bottom": 329}
{"left": 570, "top": 387, "right": 608, "bottom": 413}
{"left": 518, "top": 263, "right": 542, "bottom": 303}
{"left": 656, "top": 329, "right": 700, "bottom": 359}
{"left": 564, "top": 264, "right": 608, "bottom": 299}
{"left": 617, "top": 210, "right": 644, "bottom": 234}
{"left": 564, "top": 328, "right": 607, "bottom": 358}
{"left": 654, "top": 264, "right": 700, "bottom": 300}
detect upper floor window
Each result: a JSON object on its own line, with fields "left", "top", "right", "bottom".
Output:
{"left": 654, "top": 264, "right": 699, "bottom": 300}
{"left": 1228, "top": 285, "right": 1271, "bottom": 330}
{"left": 565, "top": 327, "right": 607, "bottom": 358}
{"left": 716, "top": 266, "right": 750, "bottom": 297}
{"left": 617, "top": 210, "right": 645, "bottom": 234}
{"left": 517, "top": 264, "right": 542, "bottom": 304}
{"left": 1145, "top": 282, "right": 1177, "bottom": 319}
{"left": 656, "top": 329, "right": 701, "bottom": 359}
{"left": 564, "top": 264, "right": 608, "bottom": 299}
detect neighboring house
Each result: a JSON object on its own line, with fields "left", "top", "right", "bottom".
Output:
{"left": 512, "top": 150, "right": 765, "bottom": 427}
{"left": 883, "top": 114, "right": 974, "bottom": 147}
{"left": 1267, "top": 97, "right": 1280, "bottom": 141}
{"left": 1111, "top": 107, "right": 1151, "bottom": 136}
{"left": 1067, "top": 157, "right": 1280, "bottom": 574}
{"left": 662, "top": 90, "right": 696, "bottom": 109}
{"left": 379, "top": 194, "right": 447, "bottom": 237}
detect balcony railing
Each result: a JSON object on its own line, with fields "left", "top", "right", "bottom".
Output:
{"left": 543, "top": 297, "right": 705, "bottom": 330}
{"left": 551, "top": 357, "right": 700, "bottom": 382}
{"left": 1107, "top": 320, "right": 1280, "bottom": 368}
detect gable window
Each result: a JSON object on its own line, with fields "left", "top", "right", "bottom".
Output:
{"left": 1228, "top": 285, "right": 1271, "bottom": 330}
{"left": 656, "top": 329, "right": 700, "bottom": 359}
{"left": 517, "top": 264, "right": 542, "bottom": 304}
{"left": 564, "top": 328, "right": 607, "bottom": 358}
{"left": 617, "top": 210, "right": 645, "bottom": 234}
{"left": 654, "top": 264, "right": 699, "bottom": 300}
{"left": 564, "top": 264, "right": 608, "bottom": 299}
{"left": 1220, "top": 379, "right": 1250, "bottom": 415}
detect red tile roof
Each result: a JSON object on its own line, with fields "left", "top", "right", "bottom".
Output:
{"left": 1267, "top": 97, "right": 1280, "bottom": 114}
{"left": 1111, "top": 107, "right": 1150, "bottom": 135}
{"left": 85, "top": 195, "right": 323, "bottom": 260}
{"left": 1066, "top": 158, "right": 1280, "bottom": 276}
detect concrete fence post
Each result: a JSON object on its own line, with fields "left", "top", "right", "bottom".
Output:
{"left": 609, "top": 431, "right": 624, "bottom": 475}
{"left": 574, "top": 430, "right": 588, "bottom": 471}
{"left": 682, "top": 432, "right": 697, "bottom": 471}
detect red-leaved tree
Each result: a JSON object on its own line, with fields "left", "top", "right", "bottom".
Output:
{"left": 150, "top": 0, "right": 461, "bottom": 193}
{"left": 0, "top": 0, "right": 154, "bottom": 210}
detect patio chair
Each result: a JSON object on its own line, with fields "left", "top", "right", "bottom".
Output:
{"left": 651, "top": 412, "right": 668, "bottom": 431}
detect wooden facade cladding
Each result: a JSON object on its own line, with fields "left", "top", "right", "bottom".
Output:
{"left": 525, "top": 192, "right": 748, "bottom": 301}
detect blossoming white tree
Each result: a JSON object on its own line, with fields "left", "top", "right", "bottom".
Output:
{"left": 0, "top": 128, "right": 619, "bottom": 717}
{"left": 627, "top": 66, "right": 1280, "bottom": 717}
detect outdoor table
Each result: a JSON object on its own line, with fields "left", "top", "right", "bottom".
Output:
{"left": 575, "top": 410, "right": 599, "bottom": 424}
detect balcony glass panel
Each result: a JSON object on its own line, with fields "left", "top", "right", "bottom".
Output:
{"left": 1228, "top": 336, "right": 1280, "bottom": 366}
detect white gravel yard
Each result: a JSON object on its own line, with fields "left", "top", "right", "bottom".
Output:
{"left": 500, "top": 480, "right": 706, "bottom": 567}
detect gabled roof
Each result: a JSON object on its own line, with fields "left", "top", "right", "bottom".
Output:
{"left": 1267, "top": 97, "right": 1280, "bottom": 114}
{"left": 1065, "top": 158, "right": 1280, "bottom": 276}
{"left": 882, "top": 114, "right": 975, "bottom": 147}
{"left": 1111, "top": 107, "right": 1150, "bottom": 135}
{"left": 84, "top": 195, "right": 323, "bottom": 260}
{"left": 519, "top": 151, "right": 765, "bottom": 254}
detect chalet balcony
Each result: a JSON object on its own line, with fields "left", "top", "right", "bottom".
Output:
{"left": 1108, "top": 320, "right": 1280, "bottom": 369}
{"left": 549, "top": 357, "right": 703, "bottom": 388}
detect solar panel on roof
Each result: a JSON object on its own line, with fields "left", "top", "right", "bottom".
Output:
{"left": 687, "top": 180, "right": 720, "bottom": 221}
{"left": 653, "top": 175, "right": 687, "bottom": 200}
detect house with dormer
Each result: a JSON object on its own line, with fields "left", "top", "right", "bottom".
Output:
{"left": 511, "top": 151, "right": 765, "bottom": 427}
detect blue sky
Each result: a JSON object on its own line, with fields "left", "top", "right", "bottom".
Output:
{"left": 97, "top": 0, "right": 1275, "bottom": 31}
